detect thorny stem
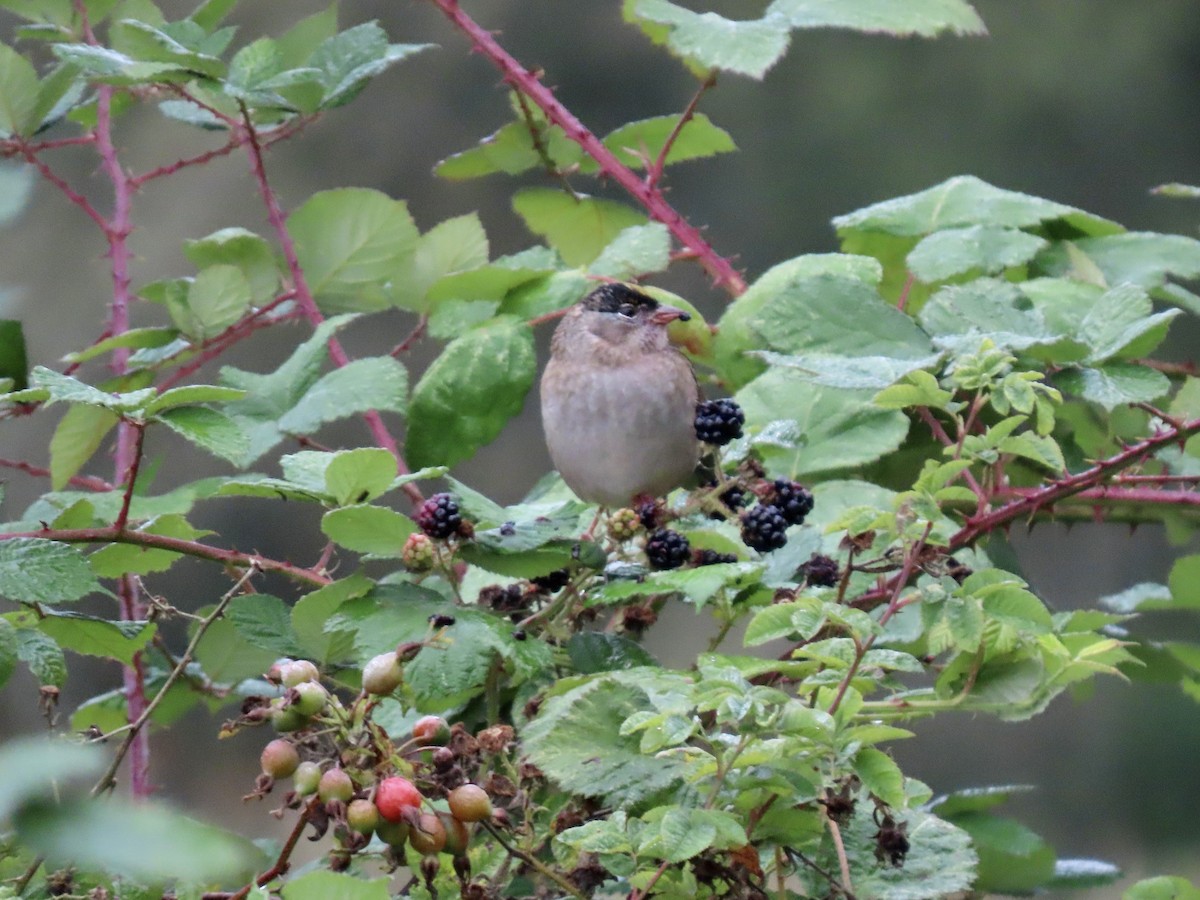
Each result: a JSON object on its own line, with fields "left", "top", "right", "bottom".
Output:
{"left": 0, "top": 457, "right": 112, "bottom": 491}
{"left": 646, "top": 73, "right": 717, "bottom": 187}
{"left": 0, "top": 526, "right": 333, "bottom": 587}
{"left": 428, "top": 0, "right": 747, "bottom": 295}
{"left": 91, "top": 567, "right": 258, "bottom": 795}
{"left": 236, "top": 103, "right": 426, "bottom": 509}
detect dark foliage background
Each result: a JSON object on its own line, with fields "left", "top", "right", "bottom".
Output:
{"left": 1, "top": 1, "right": 1198, "bottom": 893}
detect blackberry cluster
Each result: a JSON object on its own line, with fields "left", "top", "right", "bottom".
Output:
{"left": 800, "top": 553, "right": 840, "bottom": 587}
{"left": 771, "top": 479, "right": 814, "bottom": 525}
{"left": 531, "top": 569, "right": 570, "bottom": 593}
{"left": 416, "top": 493, "right": 463, "bottom": 539}
{"left": 636, "top": 498, "right": 665, "bottom": 531}
{"left": 694, "top": 549, "right": 738, "bottom": 567}
{"left": 740, "top": 505, "right": 789, "bottom": 553}
{"left": 694, "top": 399, "right": 745, "bottom": 446}
{"left": 645, "top": 529, "right": 690, "bottom": 570}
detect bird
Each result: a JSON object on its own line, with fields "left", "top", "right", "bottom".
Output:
{"left": 540, "top": 282, "right": 699, "bottom": 509}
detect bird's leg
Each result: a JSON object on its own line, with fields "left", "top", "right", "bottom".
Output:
{"left": 582, "top": 506, "right": 606, "bottom": 540}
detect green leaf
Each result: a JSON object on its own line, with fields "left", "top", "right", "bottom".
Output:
{"left": 1056, "top": 364, "right": 1169, "bottom": 411}
{"left": 950, "top": 811, "right": 1056, "bottom": 894}
{"left": 522, "top": 671, "right": 690, "bottom": 805}
{"left": 145, "top": 385, "right": 247, "bottom": 414}
{"left": 65, "top": 328, "right": 180, "bottom": 366}
{"left": 37, "top": 609, "right": 154, "bottom": 665}
{"left": 853, "top": 747, "right": 906, "bottom": 808}
{"left": 305, "top": 23, "right": 432, "bottom": 110}
{"left": 277, "top": 356, "right": 407, "bottom": 435}
{"left": 0, "top": 736, "right": 102, "bottom": 821}
{"left": 281, "top": 871, "right": 392, "bottom": 900}
{"left": 799, "top": 807, "right": 976, "bottom": 900}
{"left": 16, "top": 796, "right": 262, "bottom": 883}
{"left": 927, "top": 784, "right": 1035, "bottom": 817}
{"left": 406, "top": 316, "right": 536, "bottom": 469}
{"left": 567, "top": 632, "right": 657, "bottom": 674}
{"left": 0, "top": 42, "right": 44, "bottom": 136}
{"left": 1169, "top": 555, "right": 1200, "bottom": 609}
{"left": 0, "top": 538, "right": 100, "bottom": 604}
{"left": 588, "top": 112, "right": 736, "bottom": 172}
{"left": 156, "top": 405, "right": 250, "bottom": 463}
{"left": 1038, "top": 232, "right": 1200, "bottom": 300}
{"left": 321, "top": 505, "right": 415, "bottom": 556}
{"left": 51, "top": 43, "right": 197, "bottom": 86}
{"left": 14, "top": 366, "right": 157, "bottom": 413}
{"left": 629, "top": 0, "right": 791, "bottom": 79}
{"left": 226, "top": 594, "right": 302, "bottom": 658}
{"left": 289, "top": 188, "right": 419, "bottom": 311}
{"left": 49, "top": 404, "right": 118, "bottom": 490}
{"left": 713, "top": 254, "right": 884, "bottom": 389}
{"left": 600, "top": 563, "right": 764, "bottom": 609}
{"left": 221, "top": 314, "right": 357, "bottom": 463}
{"left": 1076, "top": 283, "right": 1179, "bottom": 363}
{"left": 1124, "top": 876, "right": 1200, "bottom": 900}
{"left": 435, "top": 119, "right": 582, "bottom": 181}
{"left": 1047, "top": 859, "right": 1122, "bottom": 890}
{"left": 652, "top": 807, "right": 719, "bottom": 863}
{"left": 0, "top": 319, "right": 28, "bottom": 390}
{"left": 907, "top": 225, "right": 1047, "bottom": 282}
{"left": 194, "top": 614, "right": 280, "bottom": 683}
{"left": 834, "top": 175, "right": 1119, "bottom": 238}
{"left": 0, "top": 618, "right": 15, "bottom": 689}
{"left": 291, "top": 572, "right": 372, "bottom": 663}
{"left": 769, "top": 0, "right": 986, "bottom": 36}
{"left": 757, "top": 351, "right": 942, "bottom": 391}
{"left": 184, "top": 227, "right": 280, "bottom": 304}
{"left": 589, "top": 223, "right": 671, "bottom": 280}
{"left": 736, "top": 371, "right": 910, "bottom": 477}
{"left": 323, "top": 447, "right": 398, "bottom": 506}
{"left": 390, "top": 213, "right": 491, "bottom": 312}
{"left": 512, "top": 188, "right": 646, "bottom": 266}
{"left": 15, "top": 627, "right": 66, "bottom": 687}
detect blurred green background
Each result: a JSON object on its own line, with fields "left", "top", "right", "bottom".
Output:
{"left": 2, "top": 1, "right": 1199, "bottom": 895}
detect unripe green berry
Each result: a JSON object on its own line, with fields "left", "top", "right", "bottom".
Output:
{"left": 361, "top": 652, "right": 403, "bottom": 696}
{"left": 293, "top": 760, "right": 321, "bottom": 796}
{"left": 270, "top": 703, "right": 309, "bottom": 733}
{"left": 277, "top": 659, "right": 320, "bottom": 687}
{"left": 447, "top": 783, "right": 492, "bottom": 823}
{"left": 347, "top": 798, "right": 380, "bottom": 836}
{"left": 376, "top": 818, "right": 410, "bottom": 848}
{"left": 290, "top": 681, "right": 328, "bottom": 716}
{"left": 607, "top": 507, "right": 641, "bottom": 542}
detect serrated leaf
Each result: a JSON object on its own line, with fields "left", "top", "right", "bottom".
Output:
{"left": 950, "top": 811, "right": 1056, "bottom": 894}
{"left": 522, "top": 672, "right": 690, "bottom": 805}
{"left": 589, "top": 222, "right": 671, "bottom": 279}
{"left": 0, "top": 538, "right": 100, "bottom": 604}
{"left": 49, "top": 404, "right": 118, "bottom": 490}
{"left": 390, "top": 213, "right": 490, "bottom": 312}
{"left": 769, "top": 0, "right": 986, "bottom": 36}
{"left": 278, "top": 355, "right": 407, "bottom": 436}
{"left": 291, "top": 572, "right": 372, "bottom": 663}
{"left": 0, "top": 618, "right": 15, "bottom": 689}
{"left": 588, "top": 112, "right": 735, "bottom": 172}
{"left": 512, "top": 188, "right": 646, "bottom": 266}
{"left": 321, "top": 448, "right": 398, "bottom": 506}
{"left": 736, "top": 371, "right": 909, "bottom": 477}
{"left": 226, "top": 594, "right": 302, "bottom": 658}
{"left": 435, "top": 119, "right": 582, "bottom": 181}
{"left": 19, "top": 366, "right": 156, "bottom": 413}
{"left": 759, "top": 350, "right": 942, "bottom": 391}
{"left": 567, "top": 632, "right": 657, "bottom": 674}
{"left": 630, "top": 0, "right": 791, "bottom": 79}
{"left": 406, "top": 316, "right": 536, "bottom": 469}
{"left": 321, "top": 505, "right": 415, "bottom": 556}
{"left": 907, "top": 224, "right": 1046, "bottom": 282}
{"left": 1056, "top": 364, "right": 1169, "bottom": 411}
{"left": 184, "top": 227, "right": 279, "bottom": 304}
{"left": 15, "top": 627, "right": 66, "bottom": 687}
{"left": 51, "top": 43, "right": 196, "bottom": 86}
{"left": 155, "top": 405, "right": 250, "bottom": 463}
{"left": 853, "top": 747, "right": 906, "bottom": 808}
{"left": 289, "top": 188, "right": 419, "bottom": 311}
{"left": 305, "top": 23, "right": 432, "bottom": 110}
{"left": 653, "top": 807, "right": 718, "bottom": 862}
{"left": 37, "top": 609, "right": 154, "bottom": 665}
{"left": 0, "top": 42, "right": 40, "bottom": 137}
{"left": 1038, "top": 232, "right": 1200, "bottom": 299}
{"left": 600, "top": 562, "right": 764, "bottom": 609}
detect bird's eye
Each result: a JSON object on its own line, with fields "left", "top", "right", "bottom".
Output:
{"left": 617, "top": 303, "right": 636, "bottom": 318}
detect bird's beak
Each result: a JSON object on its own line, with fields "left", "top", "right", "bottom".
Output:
{"left": 649, "top": 304, "right": 691, "bottom": 326}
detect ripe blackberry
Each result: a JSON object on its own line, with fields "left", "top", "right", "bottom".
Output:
{"left": 740, "top": 504, "right": 789, "bottom": 553}
{"left": 645, "top": 529, "right": 690, "bottom": 570}
{"left": 706, "top": 482, "right": 747, "bottom": 520}
{"left": 694, "top": 548, "right": 738, "bottom": 567}
{"left": 694, "top": 398, "right": 745, "bottom": 446}
{"left": 771, "top": 479, "right": 814, "bottom": 525}
{"left": 531, "top": 569, "right": 570, "bottom": 593}
{"left": 800, "top": 553, "right": 840, "bottom": 587}
{"left": 635, "top": 498, "right": 665, "bottom": 530}
{"left": 416, "top": 493, "right": 463, "bottom": 539}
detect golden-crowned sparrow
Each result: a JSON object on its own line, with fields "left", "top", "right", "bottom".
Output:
{"left": 540, "top": 283, "right": 699, "bottom": 507}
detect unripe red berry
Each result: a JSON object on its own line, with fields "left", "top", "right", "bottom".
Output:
{"left": 318, "top": 768, "right": 354, "bottom": 804}
{"left": 293, "top": 760, "right": 321, "bottom": 796}
{"left": 409, "top": 812, "right": 447, "bottom": 855}
{"left": 361, "top": 652, "right": 403, "bottom": 696}
{"left": 412, "top": 715, "right": 451, "bottom": 746}
{"left": 402, "top": 532, "right": 436, "bottom": 572}
{"left": 375, "top": 776, "right": 423, "bottom": 822}
{"left": 447, "top": 783, "right": 492, "bottom": 823}
{"left": 260, "top": 739, "right": 300, "bottom": 779}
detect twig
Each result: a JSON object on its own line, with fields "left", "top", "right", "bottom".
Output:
{"left": 824, "top": 812, "right": 855, "bottom": 898}
{"left": 0, "top": 457, "right": 112, "bottom": 492}
{"left": 646, "top": 73, "right": 717, "bottom": 188}
{"left": 428, "top": 0, "right": 746, "bottom": 295}
{"left": 113, "top": 423, "right": 146, "bottom": 531}
{"left": 91, "top": 566, "right": 259, "bottom": 794}
{"left": 480, "top": 820, "right": 586, "bottom": 900}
